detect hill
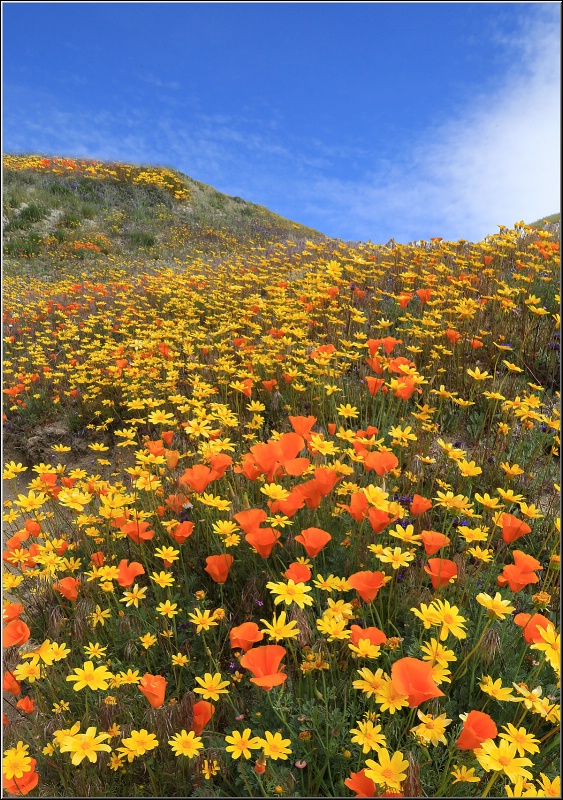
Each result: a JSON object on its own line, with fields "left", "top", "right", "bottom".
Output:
{"left": 529, "top": 212, "right": 560, "bottom": 228}
{"left": 2, "top": 155, "right": 327, "bottom": 274}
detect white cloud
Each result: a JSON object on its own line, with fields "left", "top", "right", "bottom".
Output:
{"left": 3, "top": 6, "right": 559, "bottom": 242}
{"left": 303, "top": 5, "right": 560, "bottom": 242}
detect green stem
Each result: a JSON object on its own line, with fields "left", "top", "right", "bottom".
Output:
{"left": 481, "top": 771, "right": 500, "bottom": 798}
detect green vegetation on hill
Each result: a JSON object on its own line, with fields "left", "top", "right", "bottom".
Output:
{"left": 2, "top": 155, "right": 326, "bottom": 275}
{"left": 529, "top": 213, "right": 560, "bottom": 228}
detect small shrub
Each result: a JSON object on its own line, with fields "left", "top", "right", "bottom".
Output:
{"left": 128, "top": 229, "right": 156, "bottom": 248}
{"left": 3, "top": 231, "right": 43, "bottom": 257}
{"left": 59, "top": 210, "right": 82, "bottom": 228}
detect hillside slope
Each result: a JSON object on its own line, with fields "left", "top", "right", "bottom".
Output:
{"left": 2, "top": 155, "right": 327, "bottom": 274}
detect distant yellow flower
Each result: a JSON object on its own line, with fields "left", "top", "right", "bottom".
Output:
{"left": 193, "top": 672, "right": 230, "bottom": 701}
{"left": 260, "top": 610, "right": 300, "bottom": 642}
{"left": 337, "top": 403, "right": 359, "bottom": 419}
{"left": 66, "top": 661, "right": 113, "bottom": 692}
{"left": 457, "top": 459, "right": 482, "bottom": 477}
{"left": 171, "top": 653, "right": 190, "bottom": 667}
{"left": 266, "top": 579, "right": 313, "bottom": 609}
{"left": 156, "top": 600, "right": 180, "bottom": 618}
{"left": 364, "top": 749, "right": 409, "bottom": 792}
{"left": 451, "top": 765, "right": 480, "bottom": 783}
{"left": 225, "top": 729, "right": 262, "bottom": 759}
{"left": 258, "top": 731, "right": 292, "bottom": 761}
{"left": 349, "top": 719, "right": 386, "bottom": 753}
{"left": 118, "top": 729, "right": 159, "bottom": 761}
{"left": 498, "top": 724, "right": 540, "bottom": 757}
{"left": 188, "top": 608, "right": 219, "bottom": 633}
{"left": 500, "top": 462, "right": 525, "bottom": 478}
{"left": 474, "top": 738, "right": 533, "bottom": 783}
{"left": 479, "top": 676, "right": 518, "bottom": 702}
{"left": 168, "top": 730, "right": 203, "bottom": 758}
{"left": 60, "top": 727, "right": 112, "bottom": 765}
{"left": 476, "top": 592, "right": 515, "bottom": 620}
{"left": 139, "top": 633, "right": 157, "bottom": 649}
{"left": 120, "top": 584, "right": 147, "bottom": 608}
{"left": 410, "top": 711, "right": 452, "bottom": 746}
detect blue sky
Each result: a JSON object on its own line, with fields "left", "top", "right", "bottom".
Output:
{"left": 2, "top": 2, "right": 560, "bottom": 243}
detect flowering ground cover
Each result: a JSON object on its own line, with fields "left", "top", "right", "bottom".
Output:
{"left": 2, "top": 157, "right": 560, "bottom": 797}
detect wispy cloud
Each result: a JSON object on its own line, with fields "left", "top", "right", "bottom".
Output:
{"left": 138, "top": 73, "right": 181, "bottom": 91}
{"left": 3, "top": 5, "right": 559, "bottom": 242}
{"left": 302, "top": 5, "right": 560, "bottom": 242}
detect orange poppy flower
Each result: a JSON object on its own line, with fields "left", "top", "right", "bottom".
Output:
{"left": 2, "top": 603, "right": 24, "bottom": 623}
{"left": 295, "top": 527, "right": 331, "bottom": 557}
{"left": 289, "top": 415, "right": 317, "bottom": 440}
{"left": 161, "top": 430, "right": 175, "bottom": 446}
{"left": 169, "top": 521, "right": 194, "bottom": 544}
{"left": 339, "top": 492, "right": 369, "bottom": 521}
{"left": 145, "top": 439, "right": 166, "bottom": 457}
{"left": 420, "top": 531, "right": 450, "bottom": 556}
{"left": 455, "top": 710, "right": 498, "bottom": 750}
{"left": 497, "top": 550, "right": 542, "bottom": 593}
{"left": 363, "top": 451, "right": 398, "bottom": 476}
{"left": 390, "top": 657, "right": 444, "bottom": 707}
{"left": 3, "top": 619, "right": 31, "bottom": 648}
{"left": 349, "top": 625, "right": 387, "bottom": 647}
{"left": 327, "top": 422, "right": 337, "bottom": 435}
{"left": 410, "top": 495, "right": 432, "bottom": 516}
{"left": 365, "top": 376, "right": 386, "bottom": 396}
{"left": 120, "top": 520, "right": 155, "bottom": 544}
{"left": 209, "top": 453, "right": 233, "bottom": 479}
{"left": 165, "top": 493, "right": 189, "bottom": 513}
{"left": 469, "top": 338, "right": 483, "bottom": 349}
{"left": 117, "top": 559, "right": 145, "bottom": 588}
{"left": 3, "top": 758, "right": 39, "bottom": 796}
{"left": 393, "top": 377, "right": 418, "bottom": 401}
{"left": 138, "top": 673, "right": 166, "bottom": 709}
{"left": 179, "top": 464, "right": 215, "bottom": 493}
{"left": 2, "top": 671, "right": 21, "bottom": 696}
{"left": 397, "top": 293, "right": 413, "bottom": 309}
{"left": 387, "top": 356, "right": 414, "bottom": 375}
{"left": 514, "top": 612, "right": 553, "bottom": 644}
{"left": 53, "top": 577, "right": 80, "bottom": 602}
{"left": 344, "top": 769, "right": 376, "bottom": 797}
{"left": 239, "top": 644, "right": 288, "bottom": 690}
{"left": 424, "top": 558, "right": 458, "bottom": 589}
{"left": 501, "top": 513, "right": 531, "bottom": 544}
{"left": 283, "top": 457, "right": 310, "bottom": 477}
{"left": 347, "top": 571, "right": 386, "bottom": 603}
{"left": 90, "top": 551, "right": 105, "bottom": 567}
{"left": 368, "top": 507, "right": 395, "bottom": 534}
{"left": 230, "top": 622, "right": 264, "bottom": 653}
{"left": 365, "top": 355, "right": 384, "bottom": 374}
{"left": 268, "top": 490, "right": 305, "bottom": 519}
{"left": 204, "top": 554, "right": 234, "bottom": 584}
{"left": 368, "top": 336, "right": 401, "bottom": 355}
{"left": 262, "top": 379, "right": 277, "bottom": 392}
{"left": 236, "top": 453, "right": 264, "bottom": 480}
{"left": 297, "top": 468, "right": 340, "bottom": 509}
{"left": 5, "top": 532, "right": 28, "bottom": 551}
{"left": 285, "top": 562, "right": 312, "bottom": 582}
{"left": 416, "top": 288, "right": 433, "bottom": 304}
{"left": 24, "top": 519, "right": 41, "bottom": 537}
{"left": 234, "top": 508, "right": 268, "bottom": 534}
{"left": 191, "top": 700, "right": 215, "bottom": 734}
{"left": 445, "top": 329, "right": 461, "bottom": 344}
{"left": 164, "top": 449, "right": 180, "bottom": 470}
{"left": 245, "top": 528, "right": 280, "bottom": 558}
{"left": 16, "top": 697, "right": 35, "bottom": 714}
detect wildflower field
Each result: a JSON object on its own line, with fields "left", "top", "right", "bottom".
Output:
{"left": 2, "top": 156, "right": 560, "bottom": 798}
